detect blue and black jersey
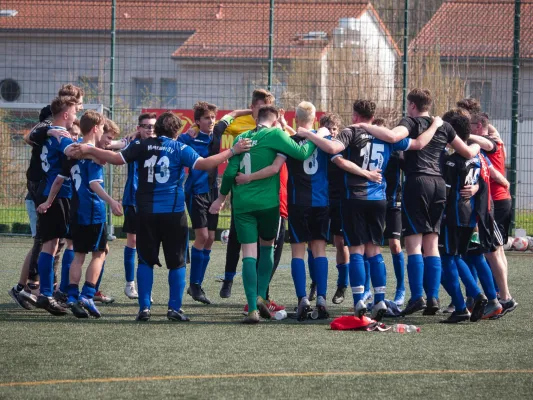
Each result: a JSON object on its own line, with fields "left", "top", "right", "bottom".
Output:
{"left": 41, "top": 129, "right": 74, "bottom": 199}
{"left": 333, "top": 126, "right": 411, "bottom": 201}
{"left": 70, "top": 148, "right": 106, "bottom": 225}
{"left": 328, "top": 157, "right": 344, "bottom": 202}
{"left": 120, "top": 136, "right": 200, "bottom": 214}
{"left": 178, "top": 132, "right": 217, "bottom": 196}
{"left": 121, "top": 138, "right": 139, "bottom": 207}
{"left": 27, "top": 123, "right": 51, "bottom": 183}
{"left": 286, "top": 133, "right": 330, "bottom": 207}
{"left": 384, "top": 151, "right": 403, "bottom": 207}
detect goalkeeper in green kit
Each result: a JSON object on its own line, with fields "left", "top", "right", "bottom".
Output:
{"left": 209, "top": 105, "right": 319, "bottom": 323}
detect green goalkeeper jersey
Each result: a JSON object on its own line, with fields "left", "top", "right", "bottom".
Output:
{"left": 220, "top": 126, "right": 317, "bottom": 214}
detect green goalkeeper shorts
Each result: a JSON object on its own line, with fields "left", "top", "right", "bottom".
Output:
{"left": 234, "top": 207, "right": 280, "bottom": 244}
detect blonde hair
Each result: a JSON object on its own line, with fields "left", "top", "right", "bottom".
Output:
{"left": 296, "top": 101, "right": 316, "bottom": 125}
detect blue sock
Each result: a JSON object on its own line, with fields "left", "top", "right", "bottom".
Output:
{"left": 307, "top": 248, "right": 316, "bottom": 283}
{"left": 336, "top": 264, "right": 349, "bottom": 288}
{"left": 349, "top": 253, "right": 366, "bottom": 303}
{"left": 168, "top": 267, "right": 186, "bottom": 311}
{"left": 200, "top": 249, "right": 211, "bottom": 285}
{"left": 364, "top": 255, "right": 371, "bottom": 293}
{"left": 94, "top": 262, "right": 105, "bottom": 292}
{"left": 224, "top": 272, "right": 236, "bottom": 282}
{"left": 189, "top": 247, "right": 204, "bottom": 285}
{"left": 441, "top": 255, "right": 466, "bottom": 310}
{"left": 494, "top": 279, "right": 500, "bottom": 295}
{"left": 81, "top": 282, "right": 96, "bottom": 300}
{"left": 291, "top": 258, "right": 307, "bottom": 298}
{"left": 368, "top": 254, "right": 387, "bottom": 303}
{"left": 468, "top": 259, "right": 478, "bottom": 283}
{"left": 37, "top": 252, "right": 55, "bottom": 297}
{"left": 455, "top": 256, "right": 481, "bottom": 298}
{"left": 423, "top": 256, "right": 441, "bottom": 299}
{"left": 67, "top": 283, "right": 79, "bottom": 304}
{"left": 124, "top": 246, "right": 136, "bottom": 283}
{"left": 60, "top": 249, "right": 74, "bottom": 293}
{"left": 407, "top": 254, "right": 424, "bottom": 300}
{"left": 314, "top": 257, "right": 328, "bottom": 298}
{"left": 137, "top": 262, "right": 154, "bottom": 311}
{"left": 392, "top": 251, "right": 405, "bottom": 292}
{"left": 468, "top": 254, "right": 497, "bottom": 301}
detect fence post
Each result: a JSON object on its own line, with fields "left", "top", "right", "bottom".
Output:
{"left": 107, "top": 0, "right": 117, "bottom": 240}
{"left": 267, "top": 0, "right": 274, "bottom": 91}
{"left": 401, "top": 0, "right": 409, "bottom": 117}
{"left": 510, "top": 0, "right": 521, "bottom": 233}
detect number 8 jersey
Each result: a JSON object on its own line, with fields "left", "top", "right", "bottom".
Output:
{"left": 120, "top": 136, "right": 200, "bottom": 214}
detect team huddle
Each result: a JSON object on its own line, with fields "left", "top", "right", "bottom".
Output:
{"left": 8, "top": 85, "right": 518, "bottom": 324}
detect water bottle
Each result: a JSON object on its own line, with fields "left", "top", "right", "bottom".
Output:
{"left": 274, "top": 310, "right": 287, "bottom": 320}
{"left": 392, "top": 324, "right": 420, "bottom": 333}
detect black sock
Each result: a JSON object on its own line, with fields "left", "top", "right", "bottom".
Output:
{"left": 16, "top": 284, "right": 24, "bottom": 293}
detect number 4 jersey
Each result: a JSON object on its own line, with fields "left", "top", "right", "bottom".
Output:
{"left": 120, "top": 136, "right": 200, "bottom": 214}
{"left": 333, "top": 126, "right": 411, "bottom": 200}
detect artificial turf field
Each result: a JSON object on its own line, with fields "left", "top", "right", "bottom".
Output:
{"left": 0, "top": 237, "right": 532, "bottom": 399}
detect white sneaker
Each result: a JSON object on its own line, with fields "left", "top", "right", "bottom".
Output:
{"left": 370, "top": 300, "right": 387, "bottom": 322}
{"left": 354, "top": 300, "right": 367, "bottom": 318}
{"left": 124, "top": 283, "right": 138, "bottom": 299}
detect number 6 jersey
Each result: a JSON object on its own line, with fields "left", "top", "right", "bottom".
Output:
{"left": 120, "top": 136, "right": 200, "bottom": 214}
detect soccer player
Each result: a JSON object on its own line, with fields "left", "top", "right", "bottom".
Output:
{"left": 179, "top": 102, "right": 221, "bottom": 305}
{"left": 297, "top": 99, "right": 442, "bottom": 321}
{"left": 355, "top": 89, "right": 481, "bottom": 316}
{"left": 209, "top": 105, "right": 318, "bottom": 324}
{"left": 74, "top": 111, "right": 251, "bottom": 321}
{"left": 107, "top": 112, "right": 157, "bottom": 300}
{"left": 65, "top": 110, "right": 122, "bottom": 318}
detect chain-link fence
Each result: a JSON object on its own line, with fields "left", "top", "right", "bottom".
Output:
{"left": 0, "top": 0, "right": 531, "bottom": 237}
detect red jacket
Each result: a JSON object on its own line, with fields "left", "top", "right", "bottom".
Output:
{"left": 279, "top": 164, "right": 288, "bottom": 219}
{"left": 486, "top": 142, "right": 511, "bottom": 201}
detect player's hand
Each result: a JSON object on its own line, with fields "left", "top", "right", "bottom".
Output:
{"left": 460, "top": 184, "right": 479, "bottom": 199}
{"left": 110, "top": 200, "right": 123, "bottom": 216}
{"left": 125, "top": 131, "right": 140, "bottom": 142}
{"left": 365, "top": 169, "right": 382, "bottom": 183}
{"left": 209, "top": 198, "right": 224, "bottom": 214}
{"left": 36, "top": 201, "right": 51, "bottom": 214}
{"left": 233, "top": 138, "right": 252, "bottom": 154}
{"left": 502, "top": 179, "right": 510, "bottom": 189}
{"left": 235, "top": 172, "right": 251, "bottom": 185}
{"left": 186, "top": 127, "right": 198, "bottom": 138}
{"left": 48, "top": 129, "right": 72, "bottom": 141}
{"left": 431, "top": 116, "right": 443, "bottom": 128}
{"left": 278, "top": 109, "right": 288, "bottom": 129}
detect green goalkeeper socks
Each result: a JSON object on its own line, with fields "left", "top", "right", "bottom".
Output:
{"left": 242, "top": 257, "right": 258, "bottom": 312}
{"left": 257, "top": 246, "right": 274, "bottom": 300}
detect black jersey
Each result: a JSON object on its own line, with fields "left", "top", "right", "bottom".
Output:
{"left": 398, "top": 117, "right": 456, "bottom": 177}
{"left": 443, "top": 152, "right": 481, "bottom": 227}
{"left": 384, "top": 151, "right": 402, "bottom": 207}
{"left": 26, "top": 124, "right": 50, "bottom": 183}
{"left": 328, "top": 157, "right": 344, "bottom": 201}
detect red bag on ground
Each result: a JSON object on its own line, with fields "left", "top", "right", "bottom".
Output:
{"left": 330, "top": 315, "right": 391, "bottom": 331}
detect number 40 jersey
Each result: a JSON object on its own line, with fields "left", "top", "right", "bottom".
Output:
{"left": 120, "top": 136, "right": 200, "bottom": 214}
{"left": 332, "top": 126, "right": 411, "bottom": 201}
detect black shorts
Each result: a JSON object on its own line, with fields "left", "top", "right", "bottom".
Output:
{"left": 469, "top": 214, "right": 503, "bottom": 255}
{"left": 26, "top": 180, "right": 44, "bottom": 203}
{"left": 288, "top": 205, "right": 329, "bottom": 244}
{"left": 384, "top": 206, "right": 402, "bottom": 240}
{"left": 342, "top": 199, "right": 387, "bottom": 247}
{"left": 72, "top": 222, "right": 108, "bottom": 254}
{"left": 36, "top": 197, "right": 70, "bottom": 243}
{"left": 438, "top": 223, "right": 474, "bottom": 255}
{"left": 329, "top": 199, "right": 343, "bottom": 236}
{"left": 136, "top": 212, "right": 188, "bottom": 269}
{"left": 122, "top": 206, "right": 137, "bottom": 235}
{"left": 493, "top": 199, "right": 512, "bottom": 244}
{"left": 402, "top": 175, "right": 446, "bottom": 237}
{"left": 186, "top": 193, "right": 219, "bottom": 231}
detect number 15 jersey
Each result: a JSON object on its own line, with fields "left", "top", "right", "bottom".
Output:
{"left": 120, "top": 136, "right": 200, "bottom": 214}
{"left": 333, "top": 126, "right": 411, "bottom": 201}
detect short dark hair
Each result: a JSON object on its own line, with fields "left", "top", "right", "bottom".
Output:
{"left": 407, "top": 88, "right": 432, "bottom": 112}
{"left": 58, "top": 84, "right": 84, "bottom": 100}
{"left": 471, "top": 113, "right": 489, "bottom": 128}
{"left": 138, "top": 112, "right": 157, "bottom": 125}
{"left": 154, "top": 111, "right": 183, "bottom": 138}
{"left": 193, "top": 101, "right": 218, "bottom": 122}
{"left": 442, "top": 113, "right": 470, "bottom": 142}
{"left": 319, "top": 112, "right": 342, "bottom": 128}
{"left": 80, "top": 110, "right": 105, "bottom": 135}
{"left": 372, "top": 118, "right": 386, "bottom": 127}
{"left": 457, "top": 97, "right": 481, "bottom": 114}
{"left": 50, "top": 96, "right": 78, "bottom": 116}
{"left": 251, "top": 89, "right": 275, "bottom": 106}
{"left": 257, "top": 105, "right": 279, "bottom": 123}
{"left": 39, "top": 105, "right": 52, "bottom": 122}
{"left": 352, "top": 100, "right": 376, "bottom": 119}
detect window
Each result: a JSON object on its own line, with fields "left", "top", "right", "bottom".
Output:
{"left": 0, "top": 79, "right": 20, "bottom": 101}
{"left": 78, "top": 76, "right": 99, "bottom": 102}
{"left": 133, "top": 78, "right": 153, "bottom": 108}
{"left": 468, "top": 81, "right": 492, "bottom": 114}
{"left": 160, "top": 79, "right": 177, "bottom": 108}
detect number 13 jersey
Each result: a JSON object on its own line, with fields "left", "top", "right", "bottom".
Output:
{"left": 120, "top": 136, "right": 200, "bottom": 214}
{"left": 333, "top": 126, "right": 411, "bottom": 201}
